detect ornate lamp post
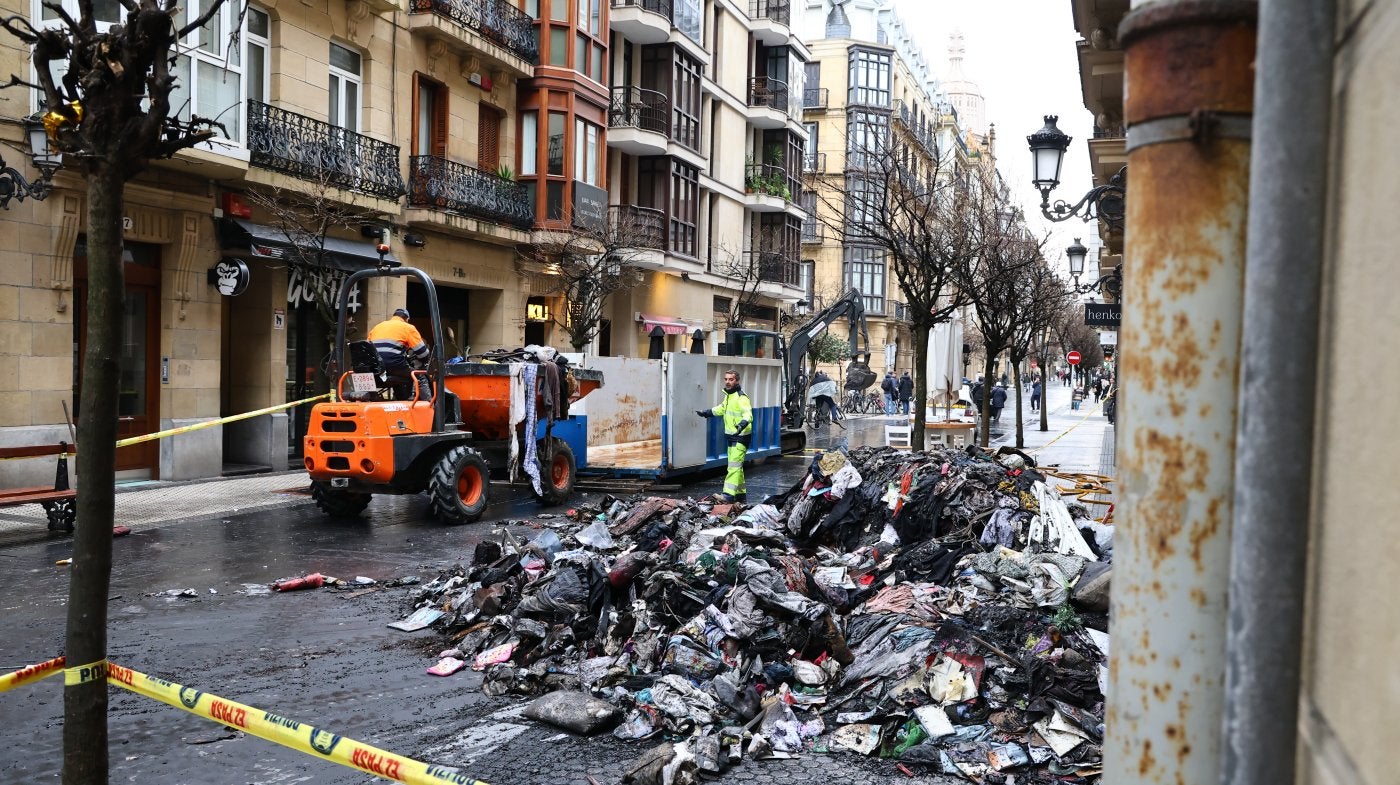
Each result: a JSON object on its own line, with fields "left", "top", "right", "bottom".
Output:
{"left": 0, "top": 114, "right": 63, "bottom": 209}
{"left": 1065, "top": 236, "right": 1123, "bottom": 297}
{"left": 1027, "top": 115, "right": 1125, "bottom": 229}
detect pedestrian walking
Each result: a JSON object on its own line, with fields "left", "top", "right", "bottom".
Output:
{"left": 1031, "top": 380, "right": 1042, "bottom": 412}
{"left": 971, "top": 377, "right": 986, "bottom": 414}
{"left": 881, "top": 371, "right": 897, "bottom": 416}
{"left": 990, "top": 382, "right": 1007, "bottom": 424}
{"left": 897, "top": 371, "right": 914, "bottom": 415}
{"left": 695, "top": 369, "right": 753, "bottom": 503}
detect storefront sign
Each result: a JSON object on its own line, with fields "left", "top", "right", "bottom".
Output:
{"left": 1084, "top": 302, "right": 1121, "bottom": 328}
{"left": 208, "top": 258, "right": 251, "bottom": 296}
{"left": 287, "top": 267, "right": 362, "bottom": 313}
{"left": 572, "top": 181, "right": 608, "bottom": 233}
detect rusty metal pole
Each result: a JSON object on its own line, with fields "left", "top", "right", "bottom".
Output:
{"left": 1108, "top": 3, "right": 1257, "bottom": 784}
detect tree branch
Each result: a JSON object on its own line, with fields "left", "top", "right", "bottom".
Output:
{"left": 177, "top": 0, "right": 227, "bottom": 39}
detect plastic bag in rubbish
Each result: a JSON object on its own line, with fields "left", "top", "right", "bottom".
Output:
{"left": 575, "top": 519, "right": 615, "bottom": 549}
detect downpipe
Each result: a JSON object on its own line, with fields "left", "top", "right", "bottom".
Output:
{"left": 1222, "top": 0, "right": 1334, "bottom": 783}
{"left": 1107, "top": 2, "right": 1257, "bottom": 784}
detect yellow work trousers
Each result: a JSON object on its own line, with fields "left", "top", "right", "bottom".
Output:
{"left": 723, "top": 441, "right": 748, "bottom": 498}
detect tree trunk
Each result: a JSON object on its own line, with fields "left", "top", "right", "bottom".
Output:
{"left": 980, "top": 351, "right": 996, "bottom": 447}
{"left": 1040, "top": 346, "right": 1051, "bottom": 433}
{"left": 64, "top": 169, "right": 126, "bottom": 785}
{"left": 911, "top": 322, "right": 930, "bottom": 451}
{"left": 1012, "top": 361, "right": 1024, "bottom": 448}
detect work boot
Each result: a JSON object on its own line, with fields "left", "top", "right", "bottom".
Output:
{"left": 712, "top": 493, "right": 736, "bottom": 504}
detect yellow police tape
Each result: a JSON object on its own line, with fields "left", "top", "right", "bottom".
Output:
{"left": 0, "top": 658, "right": 487, "bottom": 785}
{"left": 0, "top": 394, "right": 333, "bottom": 461}
{"left": 114, "top": 393, "right": 333, "bottom": 449}
{"left": 64, "top": 658, "right": 108, "bottom": 686}
{"left": 0, "top": 656, "right": 65, "bottom": 693}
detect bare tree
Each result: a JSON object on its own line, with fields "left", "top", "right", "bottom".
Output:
{"left": 518, "top": 207, "right": 664, "bottom": 351}
{"left": 1007, "top": 261, "right": 1074, "bottom": 446}
{"left": 711, "top": 243, "right": 780, "bottom": 331}
{"left": 961, "top": 227, "right": 1047, "bottom": 447}
{"left": 812, "top": 132, "right": 1003, "bottom": 449}
{"left": 2, "top": 1, "right": 228, "bottom": 779}
{"left": 244, "top": 173, "right": 384, "bottom": 338}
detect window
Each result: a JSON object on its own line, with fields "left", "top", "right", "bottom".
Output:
{"left": 521, "top": 112, "right": 538, "bottom": 175}
{"left": 413, "top": 75, "right": 448, "bottom": 158}
{"left": 479, "top": 105, "right": 501, "bottom": 170}
{"left": 672, "top": 49, "right": 702, "bottom": 151}
{"left": 245, "top": 8, "right": 270, "bottom": 107}
{"left": 845, "top": 176, "right": 881, "bottom": 236}
{"left": 576, "top": 0, "right": 601, "bottom": 36}
{"left": 847, "top": 110, "right": 888, "bottom": 170}
{"left": 547, "top": 111, "right": 566, "bottom": 175}
{"left": 800, "top": 260, "right": 816, "bottom": 308}
{"left": 674, "top": 0, "right": 701, "bottom": 44}
{"left": 329, "top": 42, "right": 362, "bottom": 133}
{"left": 801, "top": 191, "right": 818, "bottom": 241}
{"left": 670, "top": 161, "right": 699, "bottom": 257}
{"left": 805, "top": 62, "right": 821, "bottom": 91}
{"left": 845, "top": 247, "right": 886, "bottom": 314}
{"left": 848, "top": 48, "right": 891, "bottom": 107}
{"left": 574, "top": 118, "right": 601, "bottom": 186}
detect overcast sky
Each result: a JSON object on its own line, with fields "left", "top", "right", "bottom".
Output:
{"left": 892, "top": 0, "right": 1100, "bottom": 279}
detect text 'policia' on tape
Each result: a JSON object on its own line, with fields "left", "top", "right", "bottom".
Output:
{"left": 0, "top": 658, "right": 484, "bottom": 785}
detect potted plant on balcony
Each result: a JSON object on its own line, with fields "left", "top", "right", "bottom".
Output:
{"left": 744, "top": 155, "right": 758, "bottom": 193}
{"left": 497, "top": 164, "right": 514, "bottom": 181}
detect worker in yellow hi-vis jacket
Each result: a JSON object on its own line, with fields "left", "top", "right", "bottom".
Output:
{"left": 696, "top": 369, "right": 754, "bottom": 503}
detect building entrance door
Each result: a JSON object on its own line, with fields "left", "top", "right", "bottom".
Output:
{"left": 286, "top": 304, "right": 333, "bottom": 459}
{"left": 73, "top": 241, "right": 162, "bottom": 476}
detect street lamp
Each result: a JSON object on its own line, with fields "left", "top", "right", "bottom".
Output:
{"left": 1027, "top": 115, "right": 1125, "bottom": 229}
{"left": 0, "top": 114, "right": 62, "bottom": 209}
{"left": 1065, "top": 236, "right": 1123, "bottom": 297}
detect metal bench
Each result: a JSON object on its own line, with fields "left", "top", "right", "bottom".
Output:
{"left": 0, "top": 442, "right": 76, "bottom": 532}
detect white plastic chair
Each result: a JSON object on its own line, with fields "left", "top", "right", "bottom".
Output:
{"left": 885, "top": 424, "right": 912, "bottom": 449}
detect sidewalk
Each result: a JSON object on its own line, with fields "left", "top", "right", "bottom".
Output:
{"left": 0, "top": 471, "right": 314, "bottom": 547}
{"left": 991, "top": 381, "right": 1116, "bottom": 476}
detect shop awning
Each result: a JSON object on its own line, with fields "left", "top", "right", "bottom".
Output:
{"left": 638, "top": 314, "right": 702, "bottom": 336}
{"left": 217, "top": 218, "right": 400, "bottom": 271}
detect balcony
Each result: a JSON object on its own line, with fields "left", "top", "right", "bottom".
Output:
{"left": 744, "top": 162, "right": 797, "bottom": 213}
{"left": 801, "top": 218, "right": 823, "bottom": 244}
{"left": 802, "top": 152, "right": 826, "bottom": 174}
{"left": 802, "top": 87, "right": 829, "bottom": 110}
{"left": 892, "top": 99, "right": 937, "bottom": 156}
{"left": 610, "top": 205, "right": 666, "bottom": 268}
{"left": 247, "top": 101, "right": 404, "bottom": 200}
{"left": 607, "top": 86, "right": 671, "bottom": 155}
{"left": 408, "top": 0, "right": 538, "bottom": 76}
{"left": 747, "top": 0, "right": 791, "bottom": 46}
{"left": 749, "top": 250, "right": 800, "bottom": 288}
{"left": 610, "top": 0, "right": 672, "bottom": 45}
{"left": 408, "top": 155, "right": 533, "bottom": 228}
{"left": 747, "top": 76, "right": 791, "bottom": 129}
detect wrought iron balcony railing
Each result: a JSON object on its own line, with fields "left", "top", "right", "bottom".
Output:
{"left": 247, "top": 101, "right": 404, "bottom": 200}
{"left": 747, "top": 76, "right": 790, "bottom": 112}
{"left": 408, "top": 155, "right": 533, "bottom": 228}
{"left": 611, "top": 0, "right": 673, "bottom": 16}
{"left": 408, "top": 0, "right": 539, "bottom": 64}
{"left": 608, "top": 86, "right": 671, "bottom": 136}
{"left": 892, "top": 99, "right": 937, "bottom": 154}
{"left": 802, "top": 152, "right": 826, "bottom": 173}
{"left": 749, "top": 250, "right": 800, "bottom": 287}
{"left": 609, "top": 205, "right": 666, "bottom": 250}
{"left": 803, "top": 87, "right": 829, "bottom": 109}
{"left": 801, "top": 219, "right": 822, "bottom": 243}
{"left": 748, "top": 0, "right": 790, "bottom": 26}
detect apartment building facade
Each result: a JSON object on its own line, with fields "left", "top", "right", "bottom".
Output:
{"left": 795, "top": 0, "right": 971, "bottom": 377}
{"left": 0, "top": 0, "right": 805, "bottom": 485}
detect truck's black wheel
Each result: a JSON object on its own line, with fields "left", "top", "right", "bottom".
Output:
{"left": 429, "top": 446, "right": 490, "bottom": 524}
{"left": 532, "top": 438, "right": 576, "bottom": 506}
{"left": 310, "top": 482, "right": 372, "bottom": 518}
{"left": 43, "top": 499, "right": 75, "bottom": 532}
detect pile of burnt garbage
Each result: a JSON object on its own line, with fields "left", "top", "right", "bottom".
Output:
{"left": 402, "top": 445, "right": 1114, "bottom": 784}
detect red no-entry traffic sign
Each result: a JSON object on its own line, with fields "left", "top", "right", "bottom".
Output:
{"left": 1067, "top": 351, "right": 1082, "bottom": 366}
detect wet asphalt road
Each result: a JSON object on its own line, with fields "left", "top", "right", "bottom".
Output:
{"left": 0, "top": 428, "right": 958, "bottom": 785}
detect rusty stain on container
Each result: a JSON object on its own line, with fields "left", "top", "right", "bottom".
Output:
{"left": 1107, "top": 2, "right": 1257, "bottom": 785}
